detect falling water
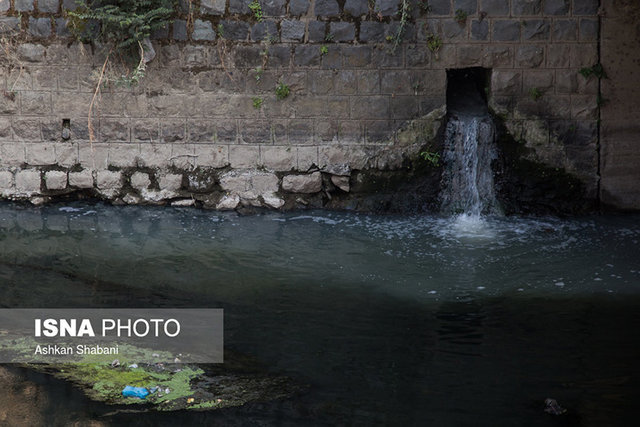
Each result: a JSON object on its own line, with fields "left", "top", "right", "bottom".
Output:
{"left": 440, "top": 113, "right": 500, "bottom": 217}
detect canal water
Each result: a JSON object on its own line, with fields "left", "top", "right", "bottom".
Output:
{"left": 1, "top": 202, "right": 639, "bottom": 426}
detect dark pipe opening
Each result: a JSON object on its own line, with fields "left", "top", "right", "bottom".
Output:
{"left": 446, "top": 67, "right": 491, "bottom": 116}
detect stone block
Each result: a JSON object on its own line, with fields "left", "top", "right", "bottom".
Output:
{"left": 162, "top": 120, "right": 186, "bottom": 142}
{"left": 132, "top": 120, "right": 160, "bottom": 143}
{"left": 173, "top": 20, "right": 188, "bottom": 41}
{"left": 26, "top": 143, "right": 55, "bottom": 165}
{"left": 543, "top": 0, "right": 569, "bottom": 15}
{"left": 289, "top": 0, "right": 310, "bottom": 15}
{"left": 480, "top": 0, "right": 509, "bottom": 15}
{"left": 522, "top": 19, "right": 549, "bottom": 40}
{"left": 195, "top": 145, "right": 229, "bottom": 167}
{"left": 297, "top": 146, "right": 318, "bottom": 170}
{"left": 0, "top": 143, "right": 25, "bottom": 166}
{"left": 547, "top": 44, "right": 571, "bottom": 67}
{"left": 344, "top": 0, "right": 368, "bottom": 16}
{"left": 308, "top": 21, "right": 326, "bottom": 42}
{"left": 357, "top": 70, "right": 380, "bottom": 94}
{"left": 360, "top": 22, "right": 386, "bottom": 42}
{"left": 523, "top": 69, "right": 554, "bottom": 91}
{"left": 579, "top": 19, "right": 598, "bottom": 42}
{"left": 100, "top": 119, "right": 130, "bottom": 142}
{"left": 491, "top": 70, "right": 522, "bottom": 95}
{"left": 39, "top": 0, "right": 59, "bottom": 13}
{"left": 573, "top": 0, "right": 598, "bottom": 15}
{"left": 493, "top": 20, "right": 521, "bottom": 41}
{"left": 239, "top": 120, "right": 271, "bottom": 144}
{"left": 342, "top": 46, "right": 372, "bottom": 67}
{"left": 484, "top": 46, "right": 513, "bottom": 67}
{"left": 556, "top": 70, "right": 577, "bottom": 94}
{"left": 96, "top": 170, "right": 122, "bottom": 190}
{"left": 21, "top": 91, "right": 51, "bottom": 115}
{"left": 189, "top": 120, "right": 216, "bottom": 142}
{"left": 0, "top": 171, "right": 13, "bottom": 190}
{"left": 471, "top": 20, "right": 489, "bottom": 40}
{"left": 18, "top": 43, "right": 46, "bottom": 62}
{"left": 109, "top": 144, "right": 141, "bottom": 168}
{"left": 288, "top": 120, "right": 314, "bottom": 144}
{"left": 15, "top": 0, "right": 34, "bottom": 12}
{"left": 0, "top": 118, "right": 12, "bottom": 140}
{"left": 79, "top": 144, "right": 108, "bottom": 169}
{"left": 442, "top": 20, "right": 465, "bottom": 41}
{"left": 454, "top": 0, "right": 477, "bottom": 14}
{"left": 571, "top": 95, "right": 597, "bottom": 120}
{"left": 262, "top": 0, "right": 287, "bottom": 15}
{"left": 512, "top": 0, "right": 541, "bottom": 15}
{"left": 570, "top": 43, "right": 597, "bottom": 67}
{"left": 53, "top": 18, "right": 71, "bottom": 37}
{"left": 193, "top": 20, "right": 216, "bottom": 41}
{"left": 13, "top": 118, "right": 41, "bottom": 141}
{"left": 55, "top": 142, "right": 78, "bottom": 166}
{"left": 428, "top": 0, "right": 451, "bottom": 15}
{"left": 552, "top": 19, "right": 577, "bottom": 41}
{"left": 308, "top": 70, "right": 335, "bottom": 94}
{"left": 315, "top": 0, "right": 340, "bottom": 16}
{"left": 374, "top": 0, "right": 400, "bottom": 16}
{"left": 130, "top": 172, "right": 151, "bottom": 190}
{"left": 330, "top": 22, "right": 356, "bottom": 42}
{"left": 45, "top": 171, "right": 67, "bottom": 190}
{"left": 221, "top": 20, "right": 250, "bottom": 41}
{"left": 0, "top": 0, "right": 10, "bottom": 13}
{"left": 406, "top": 44, "right": 430, "bottom": 67}
{"left": 282, "top": 172, "right": 322, "bottom": 193}
{"left": 281, "top": 20, "right": 305, "bottom": 41}
{"left": 28, "top": 18, "right": 52, "bottom": 38}
{"left": 15, "top": 170, "right": 41, "bottom": 192}
{"left": 229, "top": 0, "right": 251, "bottom": 14}
{"left": 251, "top": 20, "right": 278, "bottom": 42}
{"left": 201, "top": 0, "right": 226, "bottom": 14}
{"left": 515, "top": 45, "right": 544, "bottom": 67}
{"left": 294, "top": 45, "right": 321, "bottom": 66}
{"left": 0, "top": 17, "right": 20, "bottom": 33}
{"left": 351, "top": 96, "right": 389, "bottom": 119}
{"left": 229, "top": 145, "right": 259, "bottom": 168}
{"left": 159, "top": 174, "right": 183, "bottom": 191}
{"left": 458, "top": 45, "right": 485, "bottom": 66}
{"left": 261, "top": 146, "right": 296, "bottom": 171}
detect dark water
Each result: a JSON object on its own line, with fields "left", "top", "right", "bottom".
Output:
{"left": 1, "top": 202, "right": 639, "bottom": 426}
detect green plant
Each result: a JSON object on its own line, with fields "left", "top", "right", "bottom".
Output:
{"left": 320, "top": 45, "right": 329, "bottom": 55}
{"left": 67, "top": 1, "right": 174, "bottom": 53}
{"left": 216, "top": 23, "right": 224, "bottom": 38}
{"left": 528, "top": 87, "right": 543, "bottom": 101}
{"left": 579, "top": 63, "right": 607, "bottom": 79}
{"left": 249, "top": 0, "right": 264, "bottom": 22}
{"left": 391, "top": 0, "right": 411, "bottom": 52}
{"left": 325, "top": 33, "right": 334, "bottom": 42}
{"left": 420, "top": 150, "right": 440, "bottom": 166}
{"left": 385, "top": 34, "right": 395, "bottom": 42}
{"left": 455, "top": 9, "right": 468, "bottom": 24}
{"left": 418, "top": 0, "right": 431, "bottom": 13}
{"left": 252, "top": 97, "right": 264, "bottom": 109}
{"left": 426, "top": 33, "right": 442, "bottom": 54}
{"left": 275, "top": 81, "right": 290, "bottom": 100}
{"left": 254, "top": 66, "right": 263, "bottom": 82}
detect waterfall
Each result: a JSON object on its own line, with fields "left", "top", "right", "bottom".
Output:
{"left": 439, "top": 114, "right": 500, "bottom": 216}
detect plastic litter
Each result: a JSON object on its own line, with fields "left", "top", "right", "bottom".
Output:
{"left": 544, "top": 398, "right": 567, "bottom": 415}
{"left": 128, "top": 363, "right": 138, "bottom": 369}
{"left": 122, "top": 386, "right": 150, "bottom": 399}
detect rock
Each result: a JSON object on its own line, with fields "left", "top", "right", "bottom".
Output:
{"left": 216, "top": 194, "right": 240, "bottom": 210}
{"left": 331, "top": 175, "right": 350, "bottom": 192}
{"left": 44, "top": 171, "right": 68, "bottom": 190}
{"left": 282, "top": 172, "right": 322, "bottom": 193}
{"left": 171, "top": 199, "right": 195, "bottom": 207}
{"left": 130, "top": 172, "right": 151, "bottom": 190}
{"left": 544, "top": 398, "right": 566, "bottom": 415}
{"left": 263, "top": 193, "right": 285, "bottom": 209}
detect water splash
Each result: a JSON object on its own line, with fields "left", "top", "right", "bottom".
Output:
{"left": 440, "top": 114, "right": 500, "bottom": 217}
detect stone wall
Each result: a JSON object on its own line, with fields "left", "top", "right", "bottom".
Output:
{"left": 0, "top": 1, "right": 618, "bottom": 212}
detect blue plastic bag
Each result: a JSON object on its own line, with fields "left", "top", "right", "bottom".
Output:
{"left": 122, "top": 385, "right": 150, "bottom": 399}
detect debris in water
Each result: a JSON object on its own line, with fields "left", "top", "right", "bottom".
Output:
{"left": 544, "top": 398, "right": 566, "bottom": 415}
{"left": 122, "top": 386, "right": 150, "bottom": 399}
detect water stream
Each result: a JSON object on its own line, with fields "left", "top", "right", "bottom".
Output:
{"left": 1, "top": 202, "right": 639, "bottom": 425}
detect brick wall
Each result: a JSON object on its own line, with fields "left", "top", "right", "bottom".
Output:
{"left": 0, "top": 1, "right": 610, "bottom": 211}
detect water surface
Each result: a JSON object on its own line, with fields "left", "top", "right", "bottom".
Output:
{"left": 0, "top": 202, "right": 639, "bottom": 426}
